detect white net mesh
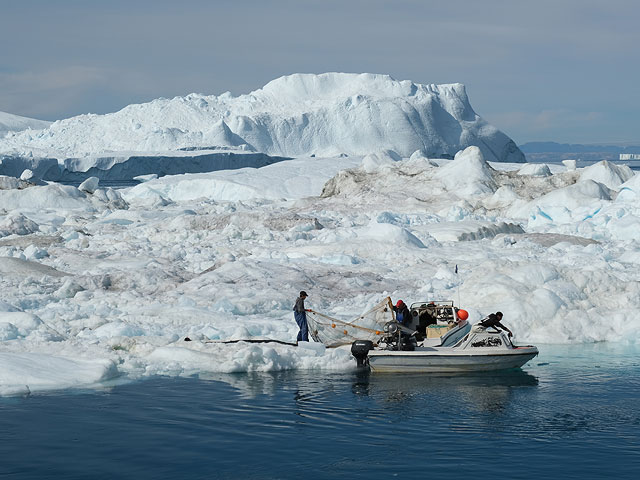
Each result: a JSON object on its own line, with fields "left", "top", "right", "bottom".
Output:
{"left": 307, "top": 297, "right": 395, "bottom": 347}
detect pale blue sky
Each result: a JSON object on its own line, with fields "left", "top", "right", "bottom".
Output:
{"left": 1, "top": 0, "right": 638, "bottom": 144}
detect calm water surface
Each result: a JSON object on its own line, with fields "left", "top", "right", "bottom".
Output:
{"left": 1, "top": 343, "right": 639, "bottom": 479}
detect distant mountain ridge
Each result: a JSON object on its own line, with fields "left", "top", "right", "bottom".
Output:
{"left": 520, "top": 141, "right": 640, "bottom": 163}
{"left": 0, "top": 73, "right": 525, "bottom": 164}
{"left": 521, "top": 142, "right": 640, "bottom": 154}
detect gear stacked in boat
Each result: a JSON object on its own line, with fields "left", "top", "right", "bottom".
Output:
{"left": 405, "top": 301, "right": 471, "bottom": 346}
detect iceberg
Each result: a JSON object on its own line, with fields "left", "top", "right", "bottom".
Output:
{"left": 0, "top": 73, "right": 524, "bottom": 182}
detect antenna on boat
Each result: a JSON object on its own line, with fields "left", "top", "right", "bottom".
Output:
{"left": 455, "top": 264, "right": 461, "bottom": 307}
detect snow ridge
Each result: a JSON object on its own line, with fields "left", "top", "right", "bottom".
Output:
{"left": 0, "top": 112, "right": 51, "bottom": 137}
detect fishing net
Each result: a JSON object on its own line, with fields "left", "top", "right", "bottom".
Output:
{"left": 307, "top": 297, "right": 395, "bottom": 347}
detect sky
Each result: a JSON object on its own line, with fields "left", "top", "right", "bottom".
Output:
{"left": 0, "top": 0, "right": 638, "bottom": 145}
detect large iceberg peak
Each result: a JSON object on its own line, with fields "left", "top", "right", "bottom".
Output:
{"left": 259, "top": 72, "right": 415, "bottom": 101}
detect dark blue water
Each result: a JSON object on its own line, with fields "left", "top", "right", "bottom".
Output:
{"left": 59, "top": 180, "right": 140, "bottom": 188}
{"left": 1, "top": 343, "right": 639, "bottom": 480}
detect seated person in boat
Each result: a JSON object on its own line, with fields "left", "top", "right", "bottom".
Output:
{"left": 479, "top": 311, "right": 513, "bottom": 337}
{"left": 419, "top": 303, "right": 437, "bottom": 327}
{"left": 393, "top": 300, "right": 411, "bottom": 326}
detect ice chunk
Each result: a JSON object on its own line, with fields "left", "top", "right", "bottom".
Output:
{"left": 579, "top": 160, "right": 634, "bottom": 189}
{"left": 616, "top": 172, "right": 640, "bottom": 201}
{"left": 79, "top": 176, "right": 100, "bottom": 194}
{"left": 20, "top": 169, "right": 35, "bottom": 181}
{"left": 0, "top": 213, "right": 39, "bottom": 237}
{"left": 361, "top": 150, "right": 399, "bottom": 173}
{"left": 360, "top": 220, "right": 426, "bottom": 248}
{"left": 0, "top": 175, "right": 21, "bottom": 190}
{"left": 56, "top": 278, "right": 85, "bottom": 298}
{"left": 0, "top": 353, "right": 118, "bottom": 394}
{"left": 517, "top": 163, "right": 551, "bottom": 177}
{"left": 133, "top": 173, "right": 158, "bottom": 183}
{"left": 434, "top": 146, "right": 497, "bottom": 196}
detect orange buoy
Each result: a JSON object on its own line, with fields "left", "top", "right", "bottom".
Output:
{"left": 343, "top": 330, "right": 348, "bottom": 335}
{"left": 331, "top": 323, "right": 336, "bottom": 328}
{"left": 457, "top": 309, "right": 469, "bottom": 321}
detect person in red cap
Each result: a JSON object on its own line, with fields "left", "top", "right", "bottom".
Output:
{"left": 393, "top": 299, "right": 411, "bottom": 326}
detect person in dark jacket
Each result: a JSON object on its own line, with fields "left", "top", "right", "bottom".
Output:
{"left": 293, "top": 291, "right": 310, "bottom": 342}
{"left": 393, "top": 300, "right": 412, "bottom": 326}
{"left": 480, "top": 311, "right": 513, "bottom": 337}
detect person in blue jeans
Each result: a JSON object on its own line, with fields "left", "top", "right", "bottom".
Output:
{"left": 293, "top": 291, "right": 311, "bottom": 342}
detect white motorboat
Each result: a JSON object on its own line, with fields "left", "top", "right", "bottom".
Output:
{"left": 351, "top": 322, "right": 539, "bottom": 373}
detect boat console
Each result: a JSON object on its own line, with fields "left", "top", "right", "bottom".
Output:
{"left": 407, "top": 300, "right": 457, "bottom": 333}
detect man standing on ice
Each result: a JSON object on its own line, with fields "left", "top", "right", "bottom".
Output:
{"left": 293, "top": 291, "right": 311, "bottom": 343}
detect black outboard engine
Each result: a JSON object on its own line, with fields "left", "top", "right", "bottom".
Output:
{"left": 398, "top": 333, "right": 416, "bottom": 351}
{"left": 381, "top": 321, "right": 417, "bottom": 351}
{"left": 351, "top": 340, "right": 373, "bottom": 367}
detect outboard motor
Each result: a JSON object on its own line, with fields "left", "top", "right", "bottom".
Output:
{"left": 381, "top": 321, "right": 417, "bottom": 351}
{"left": 351, "top": 340, "right": 373, "bottom": 367}
{"left": 398, "top": 334, "right": 416, "bottom": 351}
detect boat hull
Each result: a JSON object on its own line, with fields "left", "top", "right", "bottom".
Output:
{"left": 368, "top": 348, "right": 538, "bottom": 373}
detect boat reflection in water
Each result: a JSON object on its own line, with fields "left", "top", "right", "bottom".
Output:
{"left": 350, "top": 368, "right": 539, "bottom": 418}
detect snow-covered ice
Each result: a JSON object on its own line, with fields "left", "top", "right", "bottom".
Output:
{"left": 1, "top": 105, "right": 639, "bottom": 396}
